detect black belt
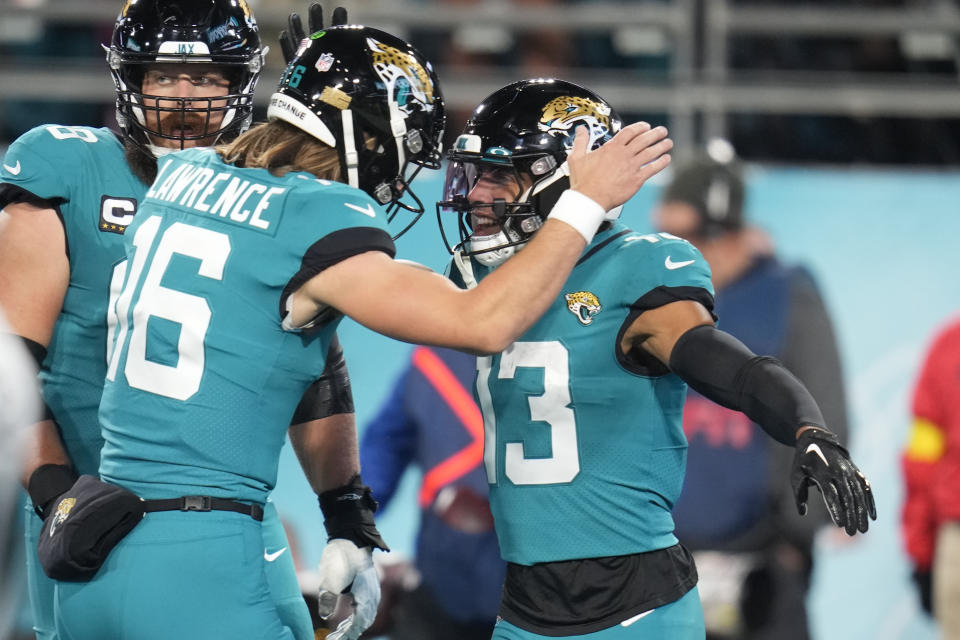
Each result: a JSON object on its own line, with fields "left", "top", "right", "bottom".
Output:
{"left": 142, "top": 496, "right": 264, "bottom": 521}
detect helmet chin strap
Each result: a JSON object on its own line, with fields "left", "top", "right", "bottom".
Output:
{"left": 341, "top": 109, "right": 360, "bottom": 189}
{"left": 146, "top": 144, "right": 177, "bottom": 157}
{"left": 387, "top": 92, "right": 407, "bottom": 172}
{"left": 370, "top": 78, "right": 410, "bottom": 205}
{"left": 452, "top": 249, "right": 479, "bottom": 289}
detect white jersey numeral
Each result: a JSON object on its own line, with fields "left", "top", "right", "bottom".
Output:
{"left": 478, "top": 341, "right": 580, "bottom": 486}
{"left": 45, "top": 125, "right": 98, "bottom": 143}
{"left": 106, "top": 216, "right": 231, "bottom": 400}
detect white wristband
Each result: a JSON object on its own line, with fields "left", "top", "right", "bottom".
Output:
{"left": 546, "top": 189, "right": 607, "bottom": 245}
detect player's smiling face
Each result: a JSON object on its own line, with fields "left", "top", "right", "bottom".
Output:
{"left": 140, "top": 64, "right": 231, "bottom": 149}
{"left": 466, "top": 165, "right": 530, "bottom": 237}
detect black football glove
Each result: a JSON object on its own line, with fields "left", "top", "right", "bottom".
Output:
{"left": 791, "top": 427, "right": 877, "bottom": 535}
{"left": 27, "top": 463, "right": 78, "bottom": 520}
{"left": 912, "top": 569, "right": 934, "bottom": 615}
{"left": 279, "top": 4, "right": 349, "bottom": 64}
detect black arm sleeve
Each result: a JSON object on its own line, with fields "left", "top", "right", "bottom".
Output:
{"left": 774, "top": 269, "right": 850, "bottom": 540}
{"left": 0, "top": 183, "right": 61, "bottom": 210}
{"left": 780, "top": 270, "right": 848, "bottom": 444}
{"left": 668, "top": 324, "right": 825, "bottom": 445}
{"left": 290, "top": 334, "right": 354, "bottom": 425}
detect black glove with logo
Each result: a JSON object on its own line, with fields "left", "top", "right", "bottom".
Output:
{"left": 279, "top": 4, "right": 349, "bottom": 64}
{"left": 791, "top": 427, "right": 877, "bottom": 535}
{"left": 27, "top": 463, "right": 78, "bottom": 520}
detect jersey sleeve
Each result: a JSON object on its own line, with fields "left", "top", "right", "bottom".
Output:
{"left": 279, "top": 183, "right": 397, "bottom": 320}
{"left": 623, "top": 234, "right": 716, "bottom": 317}
{"left": 0, "top": 125, "right": 106, "bottom": 209}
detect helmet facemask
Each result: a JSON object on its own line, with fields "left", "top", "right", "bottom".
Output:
{"left": 437, "top": 146, "right": 569, "bottom": 268}
{"left": 108, "top": 54, "right": 262, "bottom": 154}
{"left": 105, "top": 0, "right": 266, "bottom": 155}
{"left": 352, "top": 37, "right": 445, "bottom": 238}
{"left": 348, "top": 91, "right": 443, "bottom": 239}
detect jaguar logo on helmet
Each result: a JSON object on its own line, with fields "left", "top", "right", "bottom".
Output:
{"left": 564, "top": 291, "right": 602, "bottom": 326}
{"left": 368, "top": 37, "right": 435, "bottom": 111}
{"left": 48, "top": 498, "right": 76, "bottom": 537}
{"left": 539, "top": 96, "right": 612, "bottom": 148}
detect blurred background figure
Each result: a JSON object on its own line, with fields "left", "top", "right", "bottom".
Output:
{"left": 653, "top": 139, "right": 850, "bottom": 640}
{"left": 901, "top": 317, "right": 960, "bottom": 639}
{"left": 0, "top": 315, "right": 40, "bottom": 640}
{"left": 359, "top": 346, "right": 505, "bottom": 640}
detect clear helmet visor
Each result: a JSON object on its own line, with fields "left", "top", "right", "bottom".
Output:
{"left": 436, "top": 157, "right": 540, "bottom": 265}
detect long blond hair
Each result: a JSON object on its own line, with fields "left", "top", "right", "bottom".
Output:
{"left": 216, "top": 120, "right": 342, "bottom": 181}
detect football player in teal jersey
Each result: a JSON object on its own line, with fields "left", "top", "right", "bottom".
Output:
{"left": 435, "top": 79, "right": 877, "bottom": 640}
{"left": 47, "top": 25, "right": 672, "bottom": 640}
{"left": 0, "top": 2, "right": 353, "bottom": 639}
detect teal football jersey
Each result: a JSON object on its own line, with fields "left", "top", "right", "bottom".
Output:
{"left": 98, "top": 148, "right": 394, "bottom": 503}
{"left": 452, "top": 225, "right": 714, "bottom": 565}
{"left": 0, "top": 125, "right": 145, "bottom": 475}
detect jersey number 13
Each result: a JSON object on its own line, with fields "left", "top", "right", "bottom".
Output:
{"left": 477, "top": 341, "right": 581, "bottom": 486}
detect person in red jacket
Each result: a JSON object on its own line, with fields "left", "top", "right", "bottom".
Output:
{"left": 902, "top": 317, "right": 960, "bottom": 636}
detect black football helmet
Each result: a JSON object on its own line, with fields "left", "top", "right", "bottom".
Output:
{"left": 105, "top": 0, "right": 265, "bottom": 152}
{"left": 267, "top": 25, "right": 446, "bottom": 235}
{"left": 437, "top": 78, "right": 622, "bottom": 267}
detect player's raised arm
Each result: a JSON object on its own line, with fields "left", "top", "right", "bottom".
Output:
{"left": 293, "top": 123, "right": 672, "bottom": 354}
{"left": 624, "top": 295, "right": 876, "bottom": 535}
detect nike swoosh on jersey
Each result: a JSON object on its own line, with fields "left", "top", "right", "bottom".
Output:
{"left": 620, "top": 609, "right": 654, "bottom": 627}
{"left": 264, "top": 547, "right": 288, "bottom": 562}
{"left": 664, "top": 256, "right": 695, "bottom": 270}
{"left": 344, "top": 201, "right": 376, "bottom": 217}
{"left": 2, "top": 161, "right": 21, "bottom": 176}
{"left": 805, "top": 443, "right": 830, "bottom": 467}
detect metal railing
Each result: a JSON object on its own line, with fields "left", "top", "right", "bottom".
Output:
{"left": 0, "top": 0, "right": 958, "bottom": 154}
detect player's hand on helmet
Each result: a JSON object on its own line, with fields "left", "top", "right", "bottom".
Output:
{"left": 791, "top": 427, "right": 877, "bottom": 535}
{"left": 568, "top": 121, "right": 672, "bottom": 212}
{"left": 279, "top": 4, "right": 349, "bottom": 63}
{"left": 316, "top": 538, "right": 380, "bottom": 640}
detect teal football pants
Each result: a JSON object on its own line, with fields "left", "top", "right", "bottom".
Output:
{"left": 261, "top": 500, "right": 314, "bottom": 640}
{"left": 53, "top": 507, "right": 305, "bottom": 640}
{"left": 29, "top": 498, "right": 312, "bottom": 640}
{"left": 492, "top": 586, "right": 705, "bottom": 640}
